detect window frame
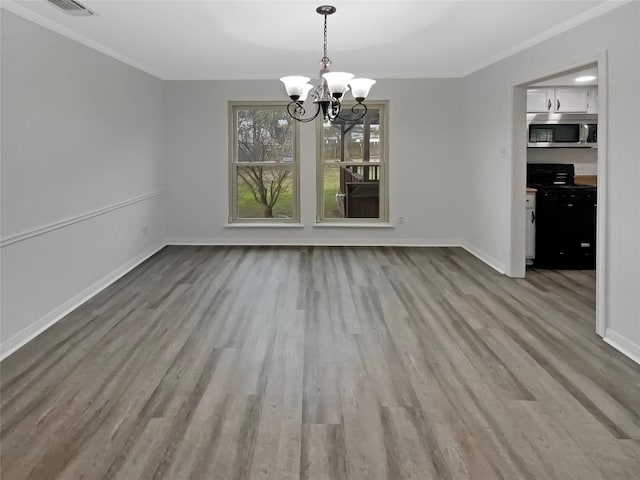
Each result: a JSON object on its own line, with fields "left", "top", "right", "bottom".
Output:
{"left": 315, "top": 101, "right": 389, "bottom": 224}
{"left": 228, "top": 101, "right": 300, "bottom": 224}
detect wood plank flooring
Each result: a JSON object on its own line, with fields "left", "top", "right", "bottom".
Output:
{"left": 1, "top": 246, "right": 639, "bottom": 479}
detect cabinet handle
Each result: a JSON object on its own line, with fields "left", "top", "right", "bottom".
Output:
{"left": 531, "top": 211, "right": 536, "bottom": 223}
{"left": 557, "top": 99, "right": 561, "bottom": 111}
{"left": 547, "top": 99, "right": 552, "bottom": 111}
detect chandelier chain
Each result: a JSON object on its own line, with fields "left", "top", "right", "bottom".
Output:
{"left": 322, "top": 14, "right": 329, "bottom": 64}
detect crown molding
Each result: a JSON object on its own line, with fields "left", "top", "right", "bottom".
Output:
{"left": 460, "top": 0, "right": 633, "bottom": 77}
{"left": 0, "top": 0, "right": 164, "bottom": 79}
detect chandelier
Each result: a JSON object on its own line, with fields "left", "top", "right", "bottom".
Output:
{"left": 279, "top": 5, "right": 376, "bottom": 123}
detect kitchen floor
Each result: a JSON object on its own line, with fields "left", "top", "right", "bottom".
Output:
{"left": 526, "top": 267, "right": 596, "bottom": 311}
{"left": 1, "top": 246, "right": 638, "bottom": 480}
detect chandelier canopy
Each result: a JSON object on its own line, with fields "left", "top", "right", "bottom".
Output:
{"left": 280, "top": 5, "right": 376, "bottom": 123}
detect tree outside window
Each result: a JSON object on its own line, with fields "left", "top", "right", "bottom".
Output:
{"left": 230, "top": 104, "right": 299, "bottom": 222}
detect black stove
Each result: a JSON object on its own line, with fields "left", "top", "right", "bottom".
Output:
{"left": 527, "top": 164, "right": 596, "bottom": 269}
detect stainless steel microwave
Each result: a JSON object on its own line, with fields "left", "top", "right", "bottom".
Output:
{"left": 527, "top": 113, "right": 597, "bottom": 148}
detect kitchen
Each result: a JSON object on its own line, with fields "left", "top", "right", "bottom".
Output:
{"left": 525, "top": 65, "right": 598, "bottom": 273}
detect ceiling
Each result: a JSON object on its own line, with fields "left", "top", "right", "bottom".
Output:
{"left": 2, "top": 0, "right": 628, "bottom": 80}
{"left": 532, "top": 66, "right": 598, "bottom": 86}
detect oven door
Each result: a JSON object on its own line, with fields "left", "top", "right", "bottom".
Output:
{"left": 528, "top": 123, "right": 584, "bottom": 147}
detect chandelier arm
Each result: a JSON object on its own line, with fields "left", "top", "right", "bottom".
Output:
{"left": 334, "top": 102, "right": 368, "bottom": 122}
{"left": 286, "top": 101, "right": 322, "bottom": 123}
{"left": 326, "top": 99, "right": 340, "bottom": 121}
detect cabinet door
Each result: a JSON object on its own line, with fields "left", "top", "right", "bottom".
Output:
{"left": 555, "top": 88, "right": 589, "bottom": 113}
{"left": 527, "top": 89, "right": 553, "bottom": 113}
{"left": 587, "top": 87, "right": 598, "bottom": 114}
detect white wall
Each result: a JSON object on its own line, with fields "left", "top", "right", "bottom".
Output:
{"left": 0, "top": 12, "right": 166, "bottom": 356}
{"left": 164, "top": 79, "right": 466, "bottom": 246}
{"left": 461, "top": 2, "right": 640, "bottom": 355}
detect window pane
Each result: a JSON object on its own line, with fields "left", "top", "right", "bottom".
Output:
{"left": 321, "top": 108, "right": 382, "bottom": 163}
{"left": 321, "top": 165, "right": 380, "bottom": 219}
{"left": 230, "top": 103, "right": 298, "bottom": 223}
{"left": 322, "top": 165, "right": 344, "bottom": 219}
{"left": 236, "top": 165, "right": 295, "bottom": 219}
{"left": 318, "top": 104, "right": 386, "bottom": 222}
{"left": 236, "top": 108, "right": 293, "bottom": 163}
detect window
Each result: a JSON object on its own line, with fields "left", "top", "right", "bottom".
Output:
{"left": 229, "top": 103, "right": 299, "bottom": 223}
{"left": 317, "top": 102, "right": 388, "bottom": 223}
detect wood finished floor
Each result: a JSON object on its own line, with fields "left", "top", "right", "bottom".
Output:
{"left": 1, "top": 246, "right": 640, "bottom": 480}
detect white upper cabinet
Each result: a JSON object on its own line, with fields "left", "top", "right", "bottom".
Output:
{"left": 555, "top": 88, "right": 588, "bottom": 113}
{"left": 527, "top": 89, "right": 553, "bottom": 113}
{"left": 527, "top": 87, "right": 597, "bottom": 113}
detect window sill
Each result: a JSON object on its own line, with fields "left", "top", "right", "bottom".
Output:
{"left": 313, "top": 222, "right": 394, "bottom": 228}
{"left": 224, "top": 223, "right": 304, "bottom": 228}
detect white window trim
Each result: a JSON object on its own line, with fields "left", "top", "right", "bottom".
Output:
{"left": 315, "top": 101, "right": 389, "bottom": 224}
{"left": 312, "top": 222, "right": 394, "bottom": 228}
{"left": 228, "top": 101, "right": 301, "bottom": 224}
{"left": 224, "top": 223, "right": 305, "bottom": 229}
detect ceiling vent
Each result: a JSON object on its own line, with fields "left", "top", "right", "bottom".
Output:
{"left": 47, "top": 0, "right": 95, "bottom": 16}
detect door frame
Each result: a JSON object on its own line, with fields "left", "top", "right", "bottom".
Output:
{"left": 509, "top": 52, "right": 608, "bottom": 337}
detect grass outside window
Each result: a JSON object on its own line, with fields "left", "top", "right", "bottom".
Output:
{"left": 229, "top": 103, "right": 300, "bottom": 223}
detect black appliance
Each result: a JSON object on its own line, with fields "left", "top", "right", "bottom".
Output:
{"left": 527, "top": 163, "right": 596, "bottom": 269}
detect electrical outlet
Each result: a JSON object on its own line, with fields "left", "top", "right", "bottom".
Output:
{"left": 398, "top": 216, "right": 405, "bottom": 225}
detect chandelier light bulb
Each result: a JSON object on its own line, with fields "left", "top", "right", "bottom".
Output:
{"left": 349, "top": 78, "right": 376, "bottom": 102}
{"left": 322, "top": 72, "right": 355, "bottom": 98}
{"left": 280, "top": 76, "right": 311, "bottom": 100}
{"left": 299, "top": 84, "right": 314, "bottom": 102}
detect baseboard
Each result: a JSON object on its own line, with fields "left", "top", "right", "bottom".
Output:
{"left": 166, "top": 239, "right": 509, "bottom": 275}
{"left": 165, "top": 237, "right": 463, "bottom": 247}
{"left": 0, "top": 242, "right": 166, "bottom": 360}
{"left": 460, "top": 241, "right": 506, "bottom": 274}
{"left": 603, "top": 329, "right": 640, "bottom": 366}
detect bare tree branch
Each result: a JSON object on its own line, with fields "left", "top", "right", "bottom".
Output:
{"left": 235, "top": 108, "right": 294, "bottom": 217}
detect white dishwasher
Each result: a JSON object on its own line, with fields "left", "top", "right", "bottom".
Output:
{"left": 526, "top": 191, "right": 536, "bottom": 264}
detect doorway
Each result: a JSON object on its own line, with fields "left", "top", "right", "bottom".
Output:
{"left": 510, "top": 57, "right": 607, "bottom": 337}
